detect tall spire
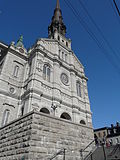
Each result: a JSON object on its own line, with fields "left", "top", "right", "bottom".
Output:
{"left": 56, "top": 0, "right": 60, "bottom": 9}
{"left": 48, "top": 0, "right": 66, "bottom": 38}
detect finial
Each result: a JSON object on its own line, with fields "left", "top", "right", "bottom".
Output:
{"left": 16, "top": 35, "right": 24, "bottom": 48}
{"left": 19, "top": 35, "right": 23, "bottom": 42}
{"left": 56, "top": 0, "right": 60, "bottom": 9}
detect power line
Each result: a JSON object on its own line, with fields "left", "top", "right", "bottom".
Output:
{"left": 77, "top": 0, "right": 120, "bottom": 63}
{"left": 63, "top": 0, "right": 120, "bottom": 75}
{"left": 113, "top": 0, "right": 120, "bottom": 16}
{"left": 109, "top": 0, "right": 120, "bottom": 25}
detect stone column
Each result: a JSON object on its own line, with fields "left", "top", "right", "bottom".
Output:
{"left": 52, "top": 61, "right": 61, "bottom": 115}
{"left": 70, "top": 71, "right": 76, "bottom": 94}
{"left": 70, "top": 71, "right": 78, "bottom": 106}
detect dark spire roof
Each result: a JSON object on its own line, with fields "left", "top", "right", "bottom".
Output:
{"left": 48, "top": 0, "right": 66, "bottom": 38}
{"left": 56, "top": 0, "right": 60, "bottom": 9}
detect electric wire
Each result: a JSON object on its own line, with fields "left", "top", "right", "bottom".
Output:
{"left": 78, "top": 0, "right": 120, "bottom": 62}
{"left": 113, "top": 0, "right": 120, "bottom": 16}
{"left": 63, "top": 0, "right": 120, "bottom": 74}
{"left": 109, "top": 0, "right": 120, "bottom": 25}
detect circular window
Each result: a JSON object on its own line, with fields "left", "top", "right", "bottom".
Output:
{"left": 19, "top": 48, "right": 24, "bottom": 53}
{"left": 61, "top": 73, "right": 69, "bottom": 85}
{"left": 9, "top": 87, "right": 15, "bottom": 94}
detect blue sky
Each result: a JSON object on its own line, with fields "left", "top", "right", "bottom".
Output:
{"left": 0, "top": 0, "right": 120, "bottom": 129}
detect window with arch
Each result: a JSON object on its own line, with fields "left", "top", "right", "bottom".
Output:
{"left": 76, "top": 81, "right": 81, "bottom": 97}
{"left": 40, "top": 108, "right": 50, "bottom": 114}
{"left": 66, "top": 42, "right": 68, "bottom": 47}
{"left": 65, "top": 54, "right": 67, "bottom": 62}
{"left": 58, "top": 35, "right": 60, "bottom": 41}
{"left": 1, "top": 109, "right": 10, "bottom": 126}
{"left": 80, "top": 120, "right": 86, "bottom": 125}
{"left": 116, "top": 138, "right": 119, "bottom": 143}
{"left": 60, "top": 112, "right": 71, "bottom": 121}
{"left": 13, "top": 65, "right": 19, "bottom": 77}
{"left": 43, "top": 64, "right": 51, "bottom": 82}
{"left": 21, "top": 105, "right": 25, "bottom": 116}
{"left": 62, "top": 52, "right": 64, "bottom": 60}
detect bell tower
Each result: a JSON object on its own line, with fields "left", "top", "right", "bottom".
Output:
{"left": 48, "top": 0, "right": 66, "bottom": 38}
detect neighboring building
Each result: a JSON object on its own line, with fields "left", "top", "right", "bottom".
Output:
{"left": 94, "top": 122, "right": 120, "bottom": 145}
{"left": 0, "top": 0, "right": 92, "bottom": 128}
{"left": 0, "top": 1, "right": 94, "bottom": 159}
{"left": 107, "top": 122, "right": 120, "bottom": 145}
{"left": 94, "top": 127, "right": 108, "bottom": 142}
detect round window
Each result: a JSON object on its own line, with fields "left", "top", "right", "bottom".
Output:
{"left": 61, "top": 73, "right": 69, "bottom": 85}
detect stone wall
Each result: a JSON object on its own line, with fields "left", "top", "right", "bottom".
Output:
{"left": 0, "top": 111, "right": 94, "bottom": 160}
{"left": 0, "top": 112, "right": 32, "bottom": 160}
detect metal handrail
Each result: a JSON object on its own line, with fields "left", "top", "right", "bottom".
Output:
{"left": 108, "top": 144, "right": 120, "bottom": 157}
{"left": 48, "top": 148, "right": 66, "bottom": 160}
{"left": 81, "top": 139, "right": 95, "bottom": 153}
{"left": 84, "top": 146, "right": 98, "bottom": 160}
{"left": 80, "top": 139, "right": 96, "bottom": 160}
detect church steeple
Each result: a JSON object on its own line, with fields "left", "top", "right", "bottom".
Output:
{"left": 56, "top": 0, "right": 60, "bottom": 9}
{"left": 48, "top": 0, "right": 66, "bottom": 38}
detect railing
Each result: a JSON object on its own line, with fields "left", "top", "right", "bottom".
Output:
{"left": 107, "top": 144, "right": 120, "bottom": 160}
{"left": 48, "top": 148, "right": 66, "bottom": 160}
{"left": 80, "top": 141, "right": 120, "bottom": 160}
{"left": 46, "top": 140, "right": 96, "bottom": 160}
{"left": 22, "top": 142, "right": 119, "bottom": 160}
{"left": 80, "top": 139, "right": 97, "bottom": 160}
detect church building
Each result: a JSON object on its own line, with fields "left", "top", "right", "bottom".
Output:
{"left": 0, "top": 0, "right": 93, "bottom": 159}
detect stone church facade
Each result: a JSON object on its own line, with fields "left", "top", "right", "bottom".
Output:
{"left": 0, "top": 0, "right": 93, "bottom": 159}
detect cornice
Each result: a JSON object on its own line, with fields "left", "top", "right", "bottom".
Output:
{"left": 30, "top": 47, "right": 87, "bottom": 80}
{"left": 0, "top": 89, "right": 20, "bottom": 100}
{"left": 20, "top": 85, "right": 91, "bottom": 115}
{"left": 8, "top": 46, "right": 28, "bottom": 61}
{"left": 0, "top": 110, "right": 93, "bottom": 130}
{"left": 0, "top": 41, "right": 8, "bottom": 48}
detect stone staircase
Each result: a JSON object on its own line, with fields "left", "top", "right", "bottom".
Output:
{"left": 82, "top": 144, "right": 120, "bottom": 160}
{"left": 47, "top": 142, "right": 120, "bottom": 160}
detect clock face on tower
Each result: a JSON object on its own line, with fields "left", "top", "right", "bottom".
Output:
{"left": 60, "top": 73, "right": 69, "bottom": 85}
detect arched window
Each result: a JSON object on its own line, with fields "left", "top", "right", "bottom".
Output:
{"left": 66, "top": 42, "right": 68, "bottom": 47}
{"left": 13, "top": 65, "right": 19, "bottom": 77}
{"left": 43, "top": 64, "right": 51, "bottom": 82}
{"left": 60, "top": 112, "right": 71, "bottom": 121}
{"left": 62, "top": 52, "right": 64, "bottom": 60}
{"left": 58, "top": 35, "right": 60, "bottom": 41}
{"left": 65, "top": 54, "right": 67, "bottom": 62}
{"left": 1, "top": 109, "right": 10, "bottom": 126}
{"left": 21, "top": 106, "right": 24, "bottom": 116}
{"left": 76, "top": 81, "right": 81, "bottom": 97}
{"left": 40, "top": 108, "right": 50, "bottom": 114}
{"left": 116, "top": 138, "right": 119, "bottom": 144}
{"left": 27, "top": 62, "right": 32, "bottom": 76}
{"left": 80, "top": 120, "right": 86, "bottom": 125}
{"left": 38, "top": 62, "right": 41, "bottom": 70}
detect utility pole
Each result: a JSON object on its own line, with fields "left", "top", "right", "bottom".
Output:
{"left": 113, "top": 0, "right": 120, "bottom": 16}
